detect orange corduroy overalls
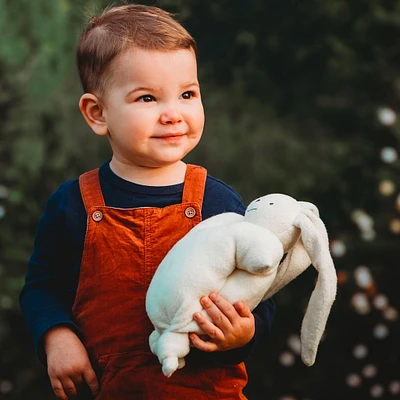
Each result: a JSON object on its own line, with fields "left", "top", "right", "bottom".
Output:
{"left": 72, "top": 164, "right": 248, "bottom": 399}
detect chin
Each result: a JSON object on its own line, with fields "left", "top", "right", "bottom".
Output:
{"left": 156, "top": 151, "right": 193, "bottom": 165}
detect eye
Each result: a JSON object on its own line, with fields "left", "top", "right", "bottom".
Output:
{"left": 137, "top": 95, "right": 155, "bottom": 102}
{"left": 255, "top": 199, "right": 260, "bottom": 202}
{"left": 269, "top": 202, "right": 274, "bottom": 205}
{"left": 180, "top": 91, "right": 194, "bottom": 100}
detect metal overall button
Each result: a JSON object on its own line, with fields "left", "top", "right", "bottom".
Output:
{"left": 184, "top": 207, "right": 196, "bottom": 218}
{"left": 92, "top": 210, "right": 103, "bottom": 222}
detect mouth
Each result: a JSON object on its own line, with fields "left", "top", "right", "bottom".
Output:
{"left": 246, "top": 207, "right": 257, "bottom": 213}
{"left": 153, "top": 133, "right": 185, "bottom": 139}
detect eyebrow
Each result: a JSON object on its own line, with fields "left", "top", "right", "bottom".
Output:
{"left": 125, "top": 87, "right": 157, "bottom": 98}
{"left": 125, "top": 82, "right": 199, "bottom": 98}
{"left": 181, "top": 81, "right": 200, "bottom": 89}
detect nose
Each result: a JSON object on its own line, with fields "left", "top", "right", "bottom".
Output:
{"left": 160, "top": 103, "right": 182, "bottom": 125}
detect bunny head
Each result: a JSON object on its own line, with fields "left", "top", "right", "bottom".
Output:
{"left": 245, "top": 194, "right": 303, "bottom": 251}
{"left": 245, "top": 193, "right": 337, "bottom": 367}
{"left": 245, "top": 194, "right": 319, "bottom": 252}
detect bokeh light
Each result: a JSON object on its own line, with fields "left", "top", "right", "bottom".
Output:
{"left": 361, "top": 364, "right": 377, "bottom": 379}
{"left": 287, "top": 334, "right": 301, "bottom": 355}
{"left": 351, "top": 210, "right": 376, "bottom": 240}
{"left": 372, "top": 294, "right": 388, "bottom": 310}
{"left": 346, "top": 373, "right": 362, "bottom": 388}
{"left": 383, "top": 306, "right": 398, "bottom": 321}
{"left": 377, "top": 107, "right": 397, "bottom": 126}
{"left": 378, "top": 180, "right": 396, "bottom": 196}
{"left": 337, "top": 270, "right": 348, "bottom": 284}
{"left": 370, "top": 384, "right": 384, "bottom": 398}
{"left": 388, "top": 380, "right": 400, "bottom": 395}
{"left": 330, "top": 240, "right": 346, "bottom": 257}
{"left": 354, "top": 266, "right": 373, "bottom": 289}
{"left": 353, "top": 344, "right": 368, "bottom": 359}
{"left": 351, "top": 292, "right": 370, "bottom": 315}
{"left": 389, "top": 218, "right": 400, "bottom": 234}
{"left": 0, "top": 380, "right": 13, "bottom": 395}
{"left": 380, "top": 146, "right": 398, "bottom": 163}
{"left": 0, "top": 296, "right": 13, "bottom": 309}
{"left": 372, "top": 324, "right": 389, "bottom": 339}
{"left": 279, "top": 351, "right": 296, "bottom": 367}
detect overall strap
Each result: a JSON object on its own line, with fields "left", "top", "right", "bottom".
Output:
{"left": 79, "top": 169, "right": 105, "bottom": 213}
{"left": 182, "top": 164, "right": 207, "bottom": 205}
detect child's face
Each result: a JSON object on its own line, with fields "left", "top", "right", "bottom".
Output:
{"left": 99, "top": 47, "right": 204, "bottom": 169}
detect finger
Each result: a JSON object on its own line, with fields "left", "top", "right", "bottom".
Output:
{"left": 83, "top": 368, "right": 100, "bottom": 396}
{"left": 193, "top": 312, "right": 224, "bottom": 341}
{"left": 209, "top": 293, "right": 240, "bottom": 322}
{"left": 190, "top": 333, "right": 219, "bottom": 352}
{"left": 202, "top": 293, "right": 235, "bottom": 326}
{"left": 50, "top": 379, "right": 68, "bottom": 400}
{"left": 71, "top": 373, "right": 83, "bottom": 388}
{"left": 234, "top": 300, "right": 253, "bottom": 318}
{"left": 61, "top": 377, "right": 78, "bottom": 398}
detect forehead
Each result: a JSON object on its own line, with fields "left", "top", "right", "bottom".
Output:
{"left": 106, "top": 47, "right": 198, "bottom": 91}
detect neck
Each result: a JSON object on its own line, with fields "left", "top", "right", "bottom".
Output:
{"left": 109, "top": 158, "right": 187, "bottom": 186}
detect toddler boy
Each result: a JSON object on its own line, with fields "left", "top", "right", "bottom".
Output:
{"left": 20, "top": 4, "right": 275, "bottom": 399}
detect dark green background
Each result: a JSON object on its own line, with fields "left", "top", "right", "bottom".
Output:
{"left": 0, "top": 0, "right": 399, "bottom": 399}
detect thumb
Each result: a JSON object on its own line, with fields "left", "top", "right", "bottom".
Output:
{"left": 234, "top": 301, "right": 252, "bottom": 318}
{"left": 83, "top": 368, "right": 99, "bottom": 396}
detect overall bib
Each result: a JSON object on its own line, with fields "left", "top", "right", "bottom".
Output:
{"left": 72, "top": 164, "right": 248, "bottom": 399}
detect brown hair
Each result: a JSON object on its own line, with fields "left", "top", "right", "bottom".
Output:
{"left": 77, "top": 3, "right": 196, "bottom": 96}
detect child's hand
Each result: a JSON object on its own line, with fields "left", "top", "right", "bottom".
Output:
{"left": 190, "top": 292, "right": 255, "bottom": 352}
{"left": 44, "top": 325, "right": 99, "bottom": 400}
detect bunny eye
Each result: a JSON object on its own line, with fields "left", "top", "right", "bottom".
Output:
{"left": 255, "top": 199, "right": 260, "bottom": 202}
{"left": 269, "top": 202, "right": 274, "bottom": 205}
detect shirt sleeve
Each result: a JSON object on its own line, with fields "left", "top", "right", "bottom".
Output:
{"left": 19, "top": 184, "right": 80, "bottom": 363}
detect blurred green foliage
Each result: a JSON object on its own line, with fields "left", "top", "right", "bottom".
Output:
{"left": 0, "top": 0, "right": 399, "bottom": 399}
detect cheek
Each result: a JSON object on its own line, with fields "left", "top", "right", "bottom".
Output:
{"left": 190, "top": 105, "right": 205, "bottom": 132}
{"left": 125, "top": 109, "right": 155, "bottom": 129}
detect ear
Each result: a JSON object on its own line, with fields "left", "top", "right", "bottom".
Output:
{"left": 298, "top": 201, "right": 319, "bottom": 217}
{"left": 79, "top": 93, "right": 108, "bottom": 136}
{"left": 262, "top": 238, "right": 311, "bottom": 301}
{"left": 262, "top": 202, "right": 319, "bottom": 300}
{"left": 293, "top": 210, "right": 337, "bottom": 366}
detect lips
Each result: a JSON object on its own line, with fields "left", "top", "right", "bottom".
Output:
{"left": 153, "top": 133, "right": 185, "bottom": 139}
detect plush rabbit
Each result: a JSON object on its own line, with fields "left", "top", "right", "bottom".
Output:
{"left": 146, "top": 194, "right": 337, "bottom": 377}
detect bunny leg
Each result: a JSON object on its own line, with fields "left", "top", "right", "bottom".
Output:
{"left": 178, "top": 357, "right": 186, "bottom": 369}
{"left": 156, "top": 332, "right": 191, "bottom": 377}
{"left": 149, "top": 329, "right": 161, "bottom": 355}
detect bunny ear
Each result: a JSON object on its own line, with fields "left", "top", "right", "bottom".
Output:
{"left": 293, "top": 210, "right": 337, "bottom": 366}
{"left": 263, "top": 201, "right": 322, "bottom": 301}
{"left": 299, "top": 201, "right": 319, "bottom": 217}
{"left": 262, "top": 238, "right": 311, "bottom": 301}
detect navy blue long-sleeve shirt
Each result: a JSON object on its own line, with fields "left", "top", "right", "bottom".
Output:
{"left": 20, "top": 161, "right": 275, "bottom": 364}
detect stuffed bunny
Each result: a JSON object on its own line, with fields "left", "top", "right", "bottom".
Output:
{"left": 146, "top": 194, "right": 337, "bottom": 377}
